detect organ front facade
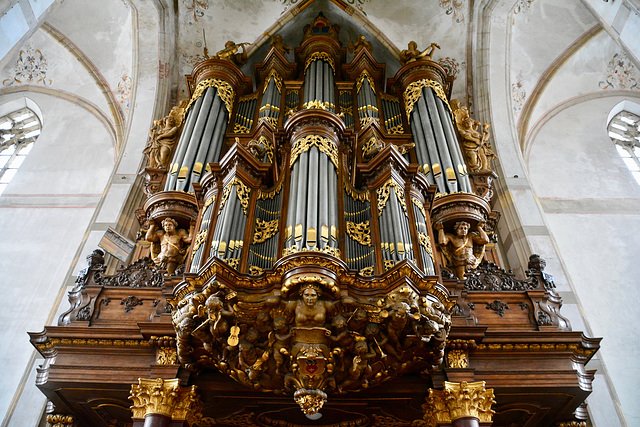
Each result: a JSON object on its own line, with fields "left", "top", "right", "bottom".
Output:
{"left": 30, "top": 12, "right": 600, "bottom": 427}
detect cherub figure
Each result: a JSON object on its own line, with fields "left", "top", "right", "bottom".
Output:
{"left": 269, "top": 316, "right": 292, "bottom": 374}
{"left": 436, "top": 221, "right": 490, "bottom": 280}
{"left": 339, "top": 339, "right": 376, "bottom": 391}
{"left": 399, "top": 41, "right": 441, "bottom": 65}
{"left": 270, "top": 34, "right": 292, "bottom": 54}
{"left": 146, "top": 218, "right": 193, "bottom": 275}
{"left": 387, "top": 302, "right": 410, "bottom": 348}
{"left": 143, "top": 101, "right": 186, "bottom": 170}
{"left": 216, "top": 41, "right": 251, "bottom": 65}
{"left": 348, "top": 35, "right": 372, "bottom": 54}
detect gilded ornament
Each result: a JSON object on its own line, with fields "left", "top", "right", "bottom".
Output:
{"left": 403, "top": 79, "right": 450, "bottom": 123}
{"left": 290, "top": 135, "right": 339, "bottom": 169}
{"left": 346, "top": 221, "right": 371, "bottom": 246}
{"left": 46, "top": 414, "right": 75, "bottom": 426}
{"left": 344, "top": 180, "right": 369, "bottom": 202}
{"left": 419, "top": 381, "right": 495, "bottom": 425}
{"left": 187, "top": 78, "right": 235, "bottom": 118}
{"left": 157, "top": 347, "right": 179, "bottom": 365}
{"left": 387, "top": 124, "right": 404, "bottom": 134}
{"left": 356, "top": 70, "right": 376, "bottom": 94}
{"left": 418, "top": 232, "right": 433, "bottom": 256}
{"left": 252, "top": 219, "right": 279, "bottom": 244}
{"left": 304, "top": 52, "right": 335, "bottom": 72}
{"left": 446, "top": 349, "right": 468, "bottom": 368}
{"left": 258, "top": 175, "right": 283, "bottom": 200}
{"left": 129, "top": 378, "right": 201, "bottom": 421}
{"left": 249, "top": 265, "right": 264, "bottom": 276}
{"left": 263, "top": 69, "right": 283, "bottom": 94}
{"left": 376, "top": 179, "right": 408, "bottom": 216}
{"left": 192, "top": 230, "right": 208, "bottom": 252}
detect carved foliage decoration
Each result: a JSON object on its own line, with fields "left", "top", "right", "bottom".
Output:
{"left": 418, "top": 381, "right": 495, "bottom": 425}
{"left": 376, "top": 179, "right": 407, "bottom": 216}
{"left": 290, "top": 135, "right": 338, "bottom": 168}
{"left": 253, "top": 219, "right": 279, "bottom": 244}
{"left": 129, "top": 378, "right": 201, "bottom": 422}
{"left": 346, "top": 220, "right": 371, "bottom": 246}
{"left": 403, "top": 79, "right": 450, "bottom": 123}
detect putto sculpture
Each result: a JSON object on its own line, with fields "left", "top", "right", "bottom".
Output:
{"left": 436, "top": 221, "right": 490, "bottom": 280}
{"left": 172, "top": 274, "right": 451, "bottom": 415}
{"left": 146, "top": 217, "right": 193, "bottom": 275}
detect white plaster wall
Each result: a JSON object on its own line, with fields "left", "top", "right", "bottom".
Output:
{"left": 0, "top": 92, "right": 114, "bottom": 424}
{"left": 528, "top": 95, "right": 640, "bottom": 425}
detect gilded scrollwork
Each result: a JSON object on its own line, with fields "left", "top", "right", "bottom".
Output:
{"left": 356, "top": 70, "right": 376, "bottom": 94}
{"left": 376, "top": 179, "right": 408, "bottom": 216}
{"left": 192, "top": 230, "right": 208, "bottom": 252}
{"left": 346, "top": 220, "right": 371, "bottom": 246}
{"left": 252, "top": 219, "right": 279, "bottom": 244}
{"left": 344, "top": 179, "right": 369, "bottom": 202}
{"left": 403, "top": 79, "right": 450, "bottom": 123}
{"left": 290, "top": 135, "right": 338, "bottom": 169}
{"left": 187, "top": 78, "right": 235, "bottom": 117}
{"left": 263, "top": 69, "right": 283, "bottom": 94}
{"left": 304, "top": 52, "right": 335, "bottom": 72}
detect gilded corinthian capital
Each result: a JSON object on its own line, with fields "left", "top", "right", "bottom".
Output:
{"left": 129, "top": 378, "right": 201, "bottom": 422}
{"left": 417, "top": 381, "right": 495, "bottom": 426}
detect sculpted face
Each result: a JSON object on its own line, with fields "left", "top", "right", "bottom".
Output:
{"left": 162, "top": 220, "right": 176, "bottom": 233}
{"left": 455, "top": 222, "right": 470, "bottom": 237}
{"left": 303, "top": 288, "right": 318, "bottom": 307}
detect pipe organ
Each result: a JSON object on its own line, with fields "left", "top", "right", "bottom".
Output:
{"left": 32, "top": 13, "right": 599, "bottom": 427}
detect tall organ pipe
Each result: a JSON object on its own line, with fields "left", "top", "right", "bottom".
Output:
{"left": 410, "top": 87, "right": 471, "bottom": 194}
{"left": 166, "top": 86, "right": 229, "bottom": 192}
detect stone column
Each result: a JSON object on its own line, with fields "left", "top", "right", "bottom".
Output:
{"left": 129, "top": 378, "right": 201, "bottom": 427}
{"left": 419, "top": 381, "right": 495, "bottom": 426}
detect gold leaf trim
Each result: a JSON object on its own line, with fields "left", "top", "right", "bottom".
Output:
{"left": 290, "top": 135, "right": 338, "bottom": 169}
{"left": 356, "top": 70, "right": 376, "bottom": 94}
{"left": 263, "top": 69, "right": 283, "bottom": 94}
{"left": 252, "top": 219, "right": 279, "bottom": 244}
{"left": 304, "top": 52, "right": 335, "bottom": 72}
{"left": 346, "top": 221, "right": 371, "bottom": 246}
{"left": 187, "top": 78, "right": 235, "bottom": 117}
{"left": 344, "top": 179, "right": 369, "bottom": 202}
{"left": 376, "top": 179, "right": 407, "bottom": 216}
{"left": 403, "top": 79, "right": 450, "bottom": 124}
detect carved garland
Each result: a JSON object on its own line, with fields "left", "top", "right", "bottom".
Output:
{"left": 403, "top": 79, "right": 450, "bottom": 123}
{"left": 376, "top": 179, "right": 408, "bottom": 216}
{"left": 263, "top": 69, "right": 283, "bottom": 94}
{"left": 304, "top": 52, "right": 336, "bottom": 72}
{"left": 187, "top": 78, "right": 235, "bottom": 118}
{"left": 346, "top": 220, "right": 372, "bottom": 246}
{"left": 356, "top": 70, "right": 376, "bottom": 94}
{"left": 290, "top": 135, "right": 339, "bottom": 169}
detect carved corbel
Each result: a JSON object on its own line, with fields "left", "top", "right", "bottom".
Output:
{"left": 129, "top": 378, "right": 202, "bottom": 424}
{"left": 416, "top": 381, "right": 495, "bottom": 426}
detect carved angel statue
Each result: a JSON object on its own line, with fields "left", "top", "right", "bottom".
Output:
{"left": 451, "top": 99, "right": 496, "bottom": 173}
{"left": 146, "top": 217, "right": 193, "bottom": 275}
{"left": 435, "top": 221, "right": 490, "bottom": 280}
{"left": 143, "top": 101, "right": 187, "bottom": 169}
{"left": 216, "top": 41, "right": 252, "bottom": 65}
{"left": 399, "top": 41, "right": 441, "bottom": 65}
{"left": 270, "top": 34, "right": 292, "bottom": 54}
{"left": 347, "top": 35, "right": 372, "bottom": 54}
